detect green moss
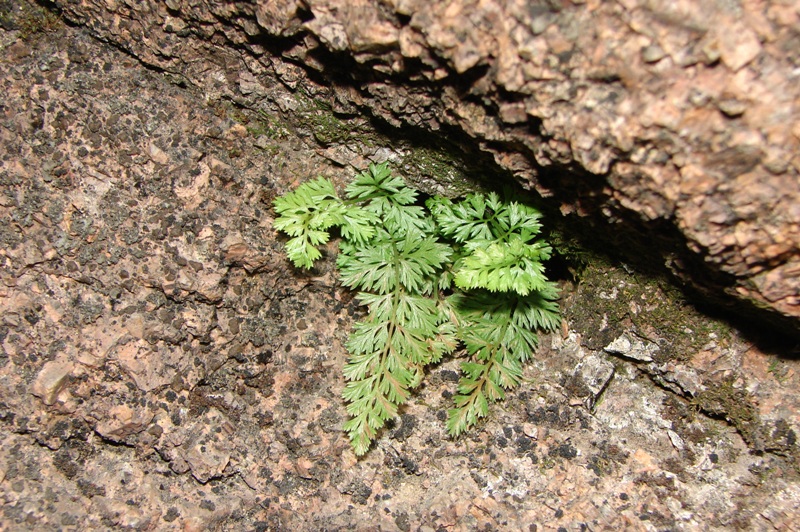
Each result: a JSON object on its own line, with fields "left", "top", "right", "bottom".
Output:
{"left": 767, "top": 358, "right": 790, "bottom": 384}
{"left": 305, "top": 111, "right": 356, "bottom": 146}
{"left": 245, "top": 109, "right": 290, "bottom": 140}
{"left": 563, "top": 259, "right": 792, "bottom": 457}
{"left": 400, "top": 146, "right": 481, "bottom": 198}
{"left": 565, "top": 260, "right": 733, "bottom": 358}
{"left": 689, "top": 385, "right": 797, "bottom": 468}
{"left": 547, "top": 230, "right": 592, "bottom": 279}
{"left": 210, "top": 100, "right": 288, "bottom": 141}
{"left": 0, "top": 1, "right": 61, "bottom": 39}
{"left": 288, "top": 90, "right": 369, "bottom": 147}
{"left": 691, "top": 379, "right": 764, "bottom": 450}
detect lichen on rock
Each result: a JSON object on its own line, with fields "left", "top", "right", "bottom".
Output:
{"left": 1, "top": 0, "right": 799, "bottom": 529}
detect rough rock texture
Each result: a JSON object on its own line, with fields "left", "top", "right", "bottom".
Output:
{"left": 1, "top": 2, "right": 799, "bottom": 531}
{"left": 50, "top": 0, "right": 800, "bottom": 333}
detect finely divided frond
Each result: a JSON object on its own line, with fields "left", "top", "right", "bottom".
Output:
{"left": 512, "top": 286, "right": 562, "bottom": 333}
{"left": 273, "top": 177, "right": 357, "bottom": 269}
{"left": 273, "top": 164, "right": 562, "bottom": 455}
{"left": 367, "top": 200, "right": 430, "bottom": 237}
{"left": 343, "top": 374, "right": 404, "bottom": 455}
{"left": 339, "top": 205, "right": 379, "bottom": 244}
{"left": 454, "top": 238, "right": 554, "bottom": 296}
{"left": 446, "top": 283, "right": 560, "bottom": 437}
{"left": 346, "top": 162, "right": 417, "bottom": 205}
{"left": 343, "top": 288, "right": 453, "bottom": 454}
{"left": 337, "top": 241, "right": 397, "bottom": 294}
{"left": 428, "top": 194, "right": 495, "bottom": 242}
{"left": 395, "top": 237, "right": 452, "bottom": 294}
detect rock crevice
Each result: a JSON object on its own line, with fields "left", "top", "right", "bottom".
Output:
{"left": 52, "top": 0, "right": 800, "bottom": 330}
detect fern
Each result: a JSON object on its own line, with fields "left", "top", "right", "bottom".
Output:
{"left": 429, "top": 192, "right": 560, "bottom": 435}
{"left": 272, "top": 176, "right": 378, "bottom": 268}
{"left": 273, "top": 163, "right": 560, "bottom": 455}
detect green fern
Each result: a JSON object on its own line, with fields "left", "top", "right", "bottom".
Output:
{"left": 272, "top": 177, "right": 377, "bottom": 268}
{"left": 273, "top": 163, "right": 560, "bottom": 455}
{"left": 429, "top": 192, "right": 560, "bottom": 435}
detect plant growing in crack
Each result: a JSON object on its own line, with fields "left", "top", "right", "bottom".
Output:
{"left": 272, "top": 162, "right": 561, "bottom": 455}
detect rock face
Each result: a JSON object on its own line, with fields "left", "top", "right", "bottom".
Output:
{"left": 51, "top": 0, "right": 800, "bottom": 333}
{"left": 2, "top": 3, "right": 799, "bottom": 529}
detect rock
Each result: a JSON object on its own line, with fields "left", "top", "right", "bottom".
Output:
{"left": 666, "top": 429, "right": 685, "bottom": 451}
{"left": 158, "top": 408, "right": 235, "bottom": 484}
{"left": 183, "top": 436, "right": 232, "bottom": 484}
{"left": 641, "top": 44, "right": 666, "bottom": 63}
{"left": 31, "top": 359, "right": 74, "bottom": 406}
{"left": 715, "top": 20, "right": 762, "bottom": 72}
{"left": 48, "top": 0, "right": 800, "bottom": 335}
{"left": 147, "top": 142, "right": 170, "bottom": 165}
{"left": 760, "top": 484, "right": 800, "bottom": 530}
{"left": 95, "top": 404, "right": 154, "bottom": 442}
{"left": 569, "top": 354, "right": 615, "bottom": 409}
{"left": 2, "top": 2, "right": 799, "bottom": 530}
{"left": 604, "top": 333, "right": 659, "bottom": 363}
{"left": 222, "top": 242, "right": 274, "bottom": 273}
{"left": 113, "top": 339, "right": 193, "bottom": 393}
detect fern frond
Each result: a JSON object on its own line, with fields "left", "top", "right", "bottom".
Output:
{"left": 337, "top": 240, "right": 397, "bottom": 294}
{"left": 394, "top": 237, "right": 452, "bottom": 294}
{"left": 273, "top": 177, "right": 344, "bottom": 269}
{"left": 454, "top": 238, "right": 553, "bottom": 296}
{"left": 273, "top": 164, "right": 562, "bottom": 454}
{"left": 273, "top": 177, "right": 338, "bottom": 211}
{"left": 446, "top": 286, "right": 558, "bottom": 436}
{"left": 343, "top": 373, "right": 404, "bottom": 455}
{"left": 346, "top": 162, "right": 417, "bottom": 205}
{"left": 428, "top": 194, "right": 495, "bottom": 242}
{"left": 342, "top": 289, "right": 451, "bottom": 454}
{"left": 512, "top": 286, "right": 562, "bottom": 333}
{"left": 367, "top": 200, "right": 431, "bottom": 238}
{"left": 447, "top": 364, "right": 495, "bottom": 437}
{"left": 339, "top": 205, "right": 380, "bottom": 244}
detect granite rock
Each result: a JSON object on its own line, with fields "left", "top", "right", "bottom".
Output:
{"left": 49, "top": 0, "right": 800, "bottom": 334}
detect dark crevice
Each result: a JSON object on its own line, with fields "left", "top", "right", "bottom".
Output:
{"left": 296, "top": 5, "right": 315, "bottom": 23}
{"left": 51, "top": 0, "right": 800, "bottom": 347}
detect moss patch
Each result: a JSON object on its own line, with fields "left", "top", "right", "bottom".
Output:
{"left": 399, "top": 146, "right": 479, "bottom": 198}
{"left": 564, "top": 260, "right": 733, "bottom": 360}
{"left": 691, "top": 378, "right": 765, "bottom": 451}
{"left": 0, "top": 1, "right": 61, "bottom": 39}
